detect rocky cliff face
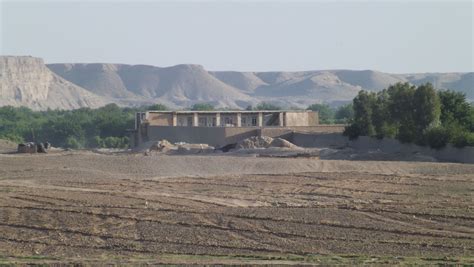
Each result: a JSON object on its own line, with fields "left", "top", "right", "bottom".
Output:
{"left": 0, "top": 56, "right": 52, "bottom": 103}
{"left": 0, "top": 56, "right": 108, "bottom": 110}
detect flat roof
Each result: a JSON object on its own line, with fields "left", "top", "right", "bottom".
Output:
{"left": 145, "top": 110, "right": 314, "bottom": 114}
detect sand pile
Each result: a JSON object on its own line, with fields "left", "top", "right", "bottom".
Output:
{"left": 237, "top": 136, "right": 299, "bottom": 149}
{"left": 149, "top": 140, "right": 176, "bottom": 152}
{"left": 175, "top": 143, "right": 215, "bottom": 154}
{"left": 147, "top": 140, "right": 215, "bottom": 155}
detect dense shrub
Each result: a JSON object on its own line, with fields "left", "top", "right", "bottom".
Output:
{"left": 450, "top": 130, "right": 474, "bottom": 148}
{"left": 343, "top": 124, "right": 361, "bottom": 140}
{"left": 334, "top": 103, "right": 354, "bottom": 124}
{"left": 425, "top": 127, "right": 449, "bottom": 149}
{"left": 65, "top": 136, "right": 83, "bottom": 149}
{"left": 0, "top": 103, "right": 166, "bottom": 148}
{"left": 191, "top": 103, "right": 215, "bottom": 111}
{"left": 255, "top": 102, "right": 282, "bottom": 111}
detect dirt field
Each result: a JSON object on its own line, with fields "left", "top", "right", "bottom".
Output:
{"left": 0, "top": 151, "right": 473, "bottom": 265}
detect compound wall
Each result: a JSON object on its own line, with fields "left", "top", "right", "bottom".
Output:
{"left": 135, "top": 125, "right": 345, "bottom": 148}
{"left": 291, "top": 132, "right": 474, "bottom": 163}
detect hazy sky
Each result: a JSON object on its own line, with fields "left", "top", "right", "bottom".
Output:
{"left": 1, "top": 0, "right": 473, "bottom": 73}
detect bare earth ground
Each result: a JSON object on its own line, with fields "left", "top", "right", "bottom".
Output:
{"left": 0, "top": 151, "right": 473, "bottom": 265}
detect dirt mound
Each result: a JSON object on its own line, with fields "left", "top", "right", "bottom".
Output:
{"left": 0, "top": 139, "right": 17, "bottom": 153}
{"left": 174, "top": 143, "right": 215, "bottom": 154}
{"left": 146, "top": 140, "right": 215, "bottom": 155}
{"left": 269, "top": 138, "right": 298, "bottom": 149}
{"left": 149, "top": 139, "right": 176, "bottom": 152}
{"left": 237, "top": 136, "right": 273, "bottom": 149}
{"left": 237, "top": 136, "right": 299, "bottom": 149}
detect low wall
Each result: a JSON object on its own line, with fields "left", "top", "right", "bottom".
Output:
{"left": 292, "top": 132, "right": 474, "bottom": 164}
{"left": 145, "top": 126, "right": 258, "bottom": 147}
{"left": 291, "top": 132, "right": 349, "bottom": 148}
{"left": 291, "top": 125, "right": 346, "bottom": 133}
{"left": 142, "top": 125, "right": 345, "bottom": 148}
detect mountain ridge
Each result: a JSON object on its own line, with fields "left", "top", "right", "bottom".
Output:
{"left": 0, "top": 56, "right": 472, "bottom": 110}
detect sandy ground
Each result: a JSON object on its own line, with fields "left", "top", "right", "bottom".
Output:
{"left": 0, "top": 151, "right": 473, "bottom": 265}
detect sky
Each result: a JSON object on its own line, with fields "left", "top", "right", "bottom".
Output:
{"left": 1, "top": 0, "right": 473, "bottom": 73}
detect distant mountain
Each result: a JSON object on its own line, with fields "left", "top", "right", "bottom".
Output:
{"left": 0, "top": 56, "right": 472, "bottom": 110}
{"left": 0, "top": 56, "right": 107, "bottom": 110}
{"left": 399, "top": 72, "right": 473, "bottom": 99}
{"left": 48, "top": 63, "right": 254, "bottom": 109}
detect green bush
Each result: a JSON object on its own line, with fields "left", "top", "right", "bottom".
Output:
{"left": 335, "top": 103, "right": 354, "bottom": 124}
{"left": 0, "top": 133, "right": 24, "bottom": 143}
{"left": 450, "top": 131, "right": 474, "bottom": 148}
{"left": 343, "top": 124, "right": 361, "bottom": 140}
{"left": 425, "top": 127, "right": 449, "bottom": 149}
{"left": 255, "top": 102, "right": 281, "bottom": 110}
{"left": 102, "top": 136, "right": 129, "bottom": 148}
{"left": 0, "top": 105, "right": 139, "bottom": 149}
{"left": 93, "top": 136, "right": 129, "bottom": 148}
{"left": 65, "top": 136, "right": 83, "bottom": 149}
{"left": 191, "top": 103, "right": 215, "bottom": 111}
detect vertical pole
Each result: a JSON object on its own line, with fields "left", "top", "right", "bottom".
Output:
{"left": 279, "top": 112, "right": 284, "bottom": 127}
{"left": 258, "top": 112, "right": 263, "bottom": 127}
{"left": 172, "top": 112, "right": 177, "bottom": 126}
{"left": 193, "top": 112, "right": 199, "bottom": 127}
{"left": 236, "top": 112, "right": 242, "bottom": 127}
{"left": 216, "top": 113, "right": 221, "bottom": 127}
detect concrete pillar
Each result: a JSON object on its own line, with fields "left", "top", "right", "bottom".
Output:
{"left": 236, "top": 113, "right": 242, "bottom": 127}
{"left": 172, "top": 113, "right": 177, "bottom": 126}
{"left": 193, "top": 113, "right": 199, "bottom": 127}
{"left": 279, "top": 112, "right": 284, "bottom": 127}
{"left": 215, "top": 113, "right": 221, "bottom": 127}
{"left": 257, "top": 112, "right": 263, "bottom": 127}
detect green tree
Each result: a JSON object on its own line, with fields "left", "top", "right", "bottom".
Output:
{"left": 335, "top": 103, "right": 354, "bottom": 123}
{"left": 413, "top": 83, "right": 441, "bottom": 139}
{"left": 255, "top": 102, "right": 282, "bottom": 110}
{"left": 147, "top": 104, "right": 169, "bottom": 111}
{"left": 344, "top": 82, "right": 473, "bottom": 148}
{"left": 352, "top": 90, "right": 376, "bottom": 136}
{"left": 438, "top": 90, "right": 471, "bottom": 128}
{"left": 191, "top": 103, "right": 215, "bottom": 111}
{"left": 387, "top": 82, "right": 416, "bottom": 143}
{"left": 371, "top": 90, "right": 394, "bottom": 139}
{"left": 425, "top": 126, "right": 449, "bottom": 149}
{"left": 307, "top": 103, "right": 335, "bottom": 124}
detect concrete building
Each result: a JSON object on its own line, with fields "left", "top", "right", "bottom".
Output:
{"left": 131, "top": 110, "right": 327, "bottom": 148}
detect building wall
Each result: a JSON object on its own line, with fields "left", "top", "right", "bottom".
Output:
{"left": 241, "top": 114, "right": 258, "bottom": 127}
{"left": 147, "top": 113, "right": 173, "bottom": 126}
{"left": 284, "top": 112, "right": 307, "bottom": 126}
{"left": 221, "top": 114, "right": 238, "bottom": 127}
{"left": 145, "top": 126, "right": 259, "bottom": 147}
{"left": 137, "top": 125, "right": 344, "bottom": 148}
{"left": 308, "top": 112, "right": 319, "bottom": 125}
{"left": 176, "top": 114, "right": 192, "bottom": 126}
{"left": 291, "top": 125, "right": 346, "bottom": 133}
{"left": 283, "top": 111, "right": 319, "bottom": 126}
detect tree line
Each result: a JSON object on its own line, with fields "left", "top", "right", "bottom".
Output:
{"left": 343, "top": 82, "right": 474, "bottom": 149}
{"left": 11, "top": 87, "right": 469, "bottom": 150}
{"left": 0, "top": 101, "right": 353, "bottom": 149}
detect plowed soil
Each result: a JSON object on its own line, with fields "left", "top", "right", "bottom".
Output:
{"left": 0, "top": 151, "right": 473, "bottom": 265}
